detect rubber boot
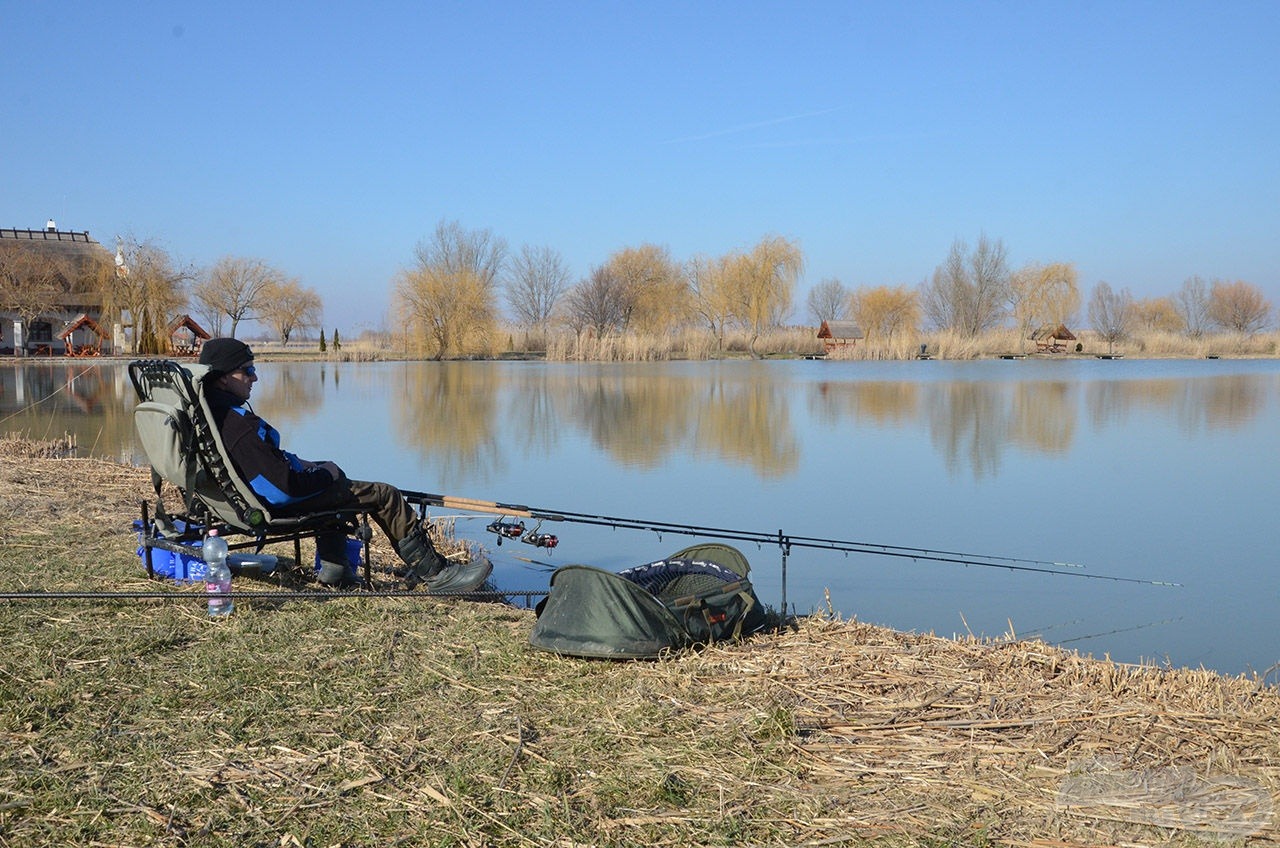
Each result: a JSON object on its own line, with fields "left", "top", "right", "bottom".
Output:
{"left": 395, "top": 525, "right": 447, "bottom": 589}
{"left": 316, "top": 533, "right": 357, "bottom": 588}
{"left": 395, "top": 525, "right": 493, "bottom": 593}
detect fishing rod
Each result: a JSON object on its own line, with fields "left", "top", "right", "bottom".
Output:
{"left": 397, "top": 489, "right": 1180, "bottom": 588}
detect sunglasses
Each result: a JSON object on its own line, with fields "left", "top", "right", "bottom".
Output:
{"left": 237, "top": 365, "right": 257, "bottom": 377}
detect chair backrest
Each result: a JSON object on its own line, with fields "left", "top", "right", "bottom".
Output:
{"left": 129, "top": 358, "right": 279, "bottom": 532}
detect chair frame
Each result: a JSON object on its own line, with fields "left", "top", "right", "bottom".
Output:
{"left": 129, "top": 358, "right": 373, "bottom": 582}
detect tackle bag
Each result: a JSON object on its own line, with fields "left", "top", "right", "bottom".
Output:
{"left": 528, "top": 542, "right": 768, "bottom": 659}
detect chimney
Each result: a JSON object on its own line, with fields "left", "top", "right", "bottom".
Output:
{"left": 46, "top": 219, "right": 57, "bottom": 232}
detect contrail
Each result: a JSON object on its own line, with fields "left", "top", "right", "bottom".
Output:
{"left": 661, "top": 105, "right": 845, "bottom": 144}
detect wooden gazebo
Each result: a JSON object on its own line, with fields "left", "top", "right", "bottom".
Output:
{"left": 817, "top": 320, "right": 865, "bottom": 352}
{"left": 1030, "top": 323, "right": 1077, "bottom": 353}
{"left": 57, "top": 313, "right": 106, "bottom": 357}
{"left": 167, "top": 314, "right": 211, "bottom": 356}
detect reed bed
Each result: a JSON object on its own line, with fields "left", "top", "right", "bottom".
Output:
{"left": 242, "top": 325, "right": 1280, "bottom": 363}
{"left": 3, "top": 439, "right": 1278, "bottom": 846}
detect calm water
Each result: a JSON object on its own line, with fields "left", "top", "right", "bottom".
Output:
{"left": 4, "top": 357, "right": 1278, "bottom": 677}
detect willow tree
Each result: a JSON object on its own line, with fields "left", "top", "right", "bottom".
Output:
{"left": 104, "top": 236, "right": 191, "bottom": 354}
{"left": 604, "top": 243, "right": 689, "bottom": 334}
{"left": 686, "top": 254, "right": 734, "bottom": 349}
{"left": 719, "top": 235, "right": 804, "bottom": 355}
{"left": 394, "top": 220, "right": 506, "bottom": 359}
{"left": 1009, "top": 261, "right": 1080, "bottom": 350}
{"left": 260, "top": 277, "right": 322, "bottom": 345}
{"left": 0, "top": 240, "right": 68, "bottom": 337}
{"left": 851, "top": 285, "right": 919, "bottom": 343}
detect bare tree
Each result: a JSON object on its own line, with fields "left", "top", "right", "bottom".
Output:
{"left": 921, "top": 234, "right": 1010, "bottom": 335}
{"left": 417, "top": 219, "right": 507, "bottom": 289}
{"left": 562, "top": 266, "right": 628, "bottom": 338}
{"left": 0, "top": 241, "right": 66, "bottom": 339}
{"left": 506, "top": 245, "right": 570, "bottom": 342}
{"left": 1174, "top": 276, "right": 1211, "bottom": 338}
{"left": 1208, "top": 279, "right": 1271, "bottom": 334}
{"left": 260, "top": 277, "right": 322, "bottom": 345}
{"left": 807, "top": 278, "right": 851, "bottom": 324}
{"left": 1088, "top": 281, "right": 1135, "bottom": 354}
{"left": 192, "top": 256, "right": 282, "bottom": 338}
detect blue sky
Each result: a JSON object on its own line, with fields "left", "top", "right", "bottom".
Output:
{"left": 4, "top": 1, "right": 1278, "bottom": 334}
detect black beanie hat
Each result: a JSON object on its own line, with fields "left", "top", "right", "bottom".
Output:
{"left": 199, "top": 338, "right": 255, "bottom": 377}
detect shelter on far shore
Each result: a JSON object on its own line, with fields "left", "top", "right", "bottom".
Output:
{"left": 817, "top": 320, "right": 865, "bottom": 353}
{"left": 56, "top": 313, "right": 107, "bottom": 356}
{"left": 1030, "top": 323, "right": 1077, "bottom": 353}
{"left": 166, "top": 314, "right": 211, "bottom": 356}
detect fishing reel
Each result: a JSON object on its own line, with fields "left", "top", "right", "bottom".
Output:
{"left": 485, "top": 517, "right": 526, "bottom": 545}
{"left": 485, "top": 516, "right": 559, "bottom": 551}
{"left": 521, "top": 526, "right": 559, "bottom": 550}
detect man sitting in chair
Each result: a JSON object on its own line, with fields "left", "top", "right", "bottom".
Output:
{"left": 198, "top": 338, "right": 491, "bottom": 592}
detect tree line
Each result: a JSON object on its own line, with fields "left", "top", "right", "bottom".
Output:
{"left": 811, "top": 233, "right": 1272, "bottom": 351}
{"left": 0, "top": 235, "right": 323, "bottom": 353}
{"left": 5, "top": 222, "right": 1272, "bottom": 357}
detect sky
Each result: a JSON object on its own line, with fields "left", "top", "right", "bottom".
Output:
{"left": 4, "top": 1, "right": 1278, "bottom": 335}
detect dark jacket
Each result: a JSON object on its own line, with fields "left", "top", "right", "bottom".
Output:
{"left": 204, "top": 386, "right": 335, "bottom": 506}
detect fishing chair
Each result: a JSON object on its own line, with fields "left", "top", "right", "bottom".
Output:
{"left": 129, "top": 358, "right": 372, "bottom": 581}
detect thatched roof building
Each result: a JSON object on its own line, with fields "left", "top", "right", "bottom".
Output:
{"left": 817, "top": 320, "right": 864, "bottom": 351}
{"left": 1030, "top": 323, "right": 1077, "bottom": 342}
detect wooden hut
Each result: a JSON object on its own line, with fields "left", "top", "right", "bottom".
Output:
{"left": 167, "top": 314, "right": 211, "bottom": 356}
{"left": 57, "top": 313, "right": 107, "bottom": 357}
{"left": 1030, "top": 323, "right": 1077, "bottom": 353}
{"left": 817, "top": 320, "right": 865, "bottom": 353}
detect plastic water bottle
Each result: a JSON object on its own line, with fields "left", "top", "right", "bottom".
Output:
{"left": 203, "top": 529, "right": 233, "bottom": 617}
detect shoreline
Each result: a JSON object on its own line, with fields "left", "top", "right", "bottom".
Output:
{"left": 2, "top": 438, "right": 1278, "bottom": 844}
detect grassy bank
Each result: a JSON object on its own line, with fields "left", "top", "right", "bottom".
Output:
{"left": 2, "top": 438, "right": 1279, "bottom": 846}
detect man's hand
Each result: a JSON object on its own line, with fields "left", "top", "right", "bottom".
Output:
{"left": 315, "top": 460, "right": 346, "bottom": 481}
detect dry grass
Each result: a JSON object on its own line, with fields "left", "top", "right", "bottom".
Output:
{"left": 242, "top": 325, "right": 1280, "bottom": 363}
{"left": 3, "top": 439, "right": 1279, "bottom": 846}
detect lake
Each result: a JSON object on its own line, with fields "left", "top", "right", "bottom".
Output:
{"left": 3, "top": 356, "right": 1277, "bottom": 678}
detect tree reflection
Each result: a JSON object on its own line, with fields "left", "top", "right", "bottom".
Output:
{"left": 1009, "top": 381, "right": 1075, "bottom": 455}
{"left": 3, "top": 362, "right": 1275, "bottom": 485}
{"left": 0, "top": 363, "right": 137, "bottom": 460}
{"left": 251, "top": 362, "right": 323, "bottom": 426}
{"left": 692, "top": 379, "right": 798, "bottom": 477}
{"left": 808, "top": 380, "right": 920, "bottom": 427}
{"left": 1086, "top": 376, "right": 1266, "bottom": 434}
{"left": 565, "top": 371, "right": 696, "bottom": 468}
{"left": 926, "top": 382, "right": 1009, "bottom": 477}
{"left": 391, "top": 362, "right": 502, "bottom": 480}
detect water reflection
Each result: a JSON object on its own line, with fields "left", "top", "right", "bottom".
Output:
{"left": 383, "top": 366, "right": 800, "bottom": 478}
{"left": 394, "top": 363, "right": 505, "bottom": 482}
{"left": 0, "top": 362, "right": 136, "bottom": 457}
{"left": 1, "top": 362, "right": 1275, "bottom": 480}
